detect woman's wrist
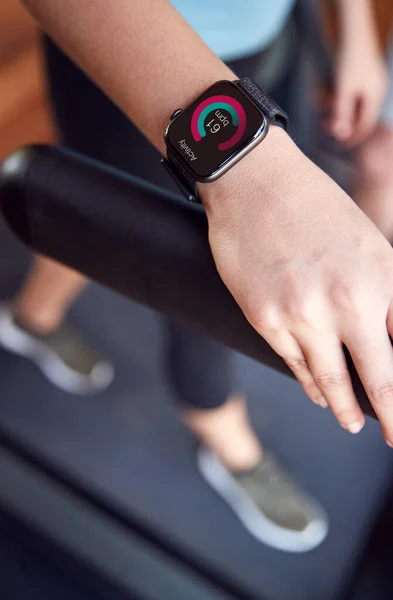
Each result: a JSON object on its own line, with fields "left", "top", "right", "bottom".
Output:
{"left": 337, "top": 0, "right": 380, "bottom": 56}
{"left": 339, "top": 33, "right": 380, "bottom": 60}
{"left": 198, "top": 126, "right": 293, "bottom": 215}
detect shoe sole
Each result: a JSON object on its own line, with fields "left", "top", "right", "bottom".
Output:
{"left": 0, "top": 306, "right": 114, "bottom": 396}
{"left": 197, "top": 446, "right": 329, "bottom": 553}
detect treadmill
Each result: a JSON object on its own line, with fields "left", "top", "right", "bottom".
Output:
{"left": 1, "top": 146, "right": 393, "bottom": 600}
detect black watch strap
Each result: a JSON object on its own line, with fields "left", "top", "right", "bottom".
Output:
{"left": 236, "top": 78, "right": 288, "bottom": 130}
{"left": 162, "top": 146, "right": 200, "bottom": 203}
{"left": 163, "top": 78, "right": 288, "bottom": 203}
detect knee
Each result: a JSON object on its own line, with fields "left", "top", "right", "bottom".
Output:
{"left": 356, "top": 126, "right": 393, "bottom": 183}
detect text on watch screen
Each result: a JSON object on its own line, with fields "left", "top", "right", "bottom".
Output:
{"left": 166, "top": 82, "right": 265, "bottom": 179}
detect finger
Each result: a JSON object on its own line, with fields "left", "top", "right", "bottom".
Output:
{"left": 386, "top": 302, "right": 393, "bottom": 339}
{"left": 261, "top": 327, "right": 328, "bottom": 408}
{"left": 349, "top": 95, "right": 380, "bottom": 147}
{"left": 299, "top": 332, "right": 365, "bottom": 433}
{"left": 331, "top": 87, "right": 356, "bottom": 143}
{"left": 345, "top": 324, "right": 393, "bottom": 446}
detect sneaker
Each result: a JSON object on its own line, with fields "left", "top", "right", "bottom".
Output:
{"left": 197, "top": 445, "right": 329, "bottom": 552}
{"left": 0, "top": 303, "right": 114, "bottom": 395}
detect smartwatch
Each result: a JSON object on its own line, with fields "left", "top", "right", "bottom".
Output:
{"left": 162, "top": 77, "right": 288, "bottom": 203}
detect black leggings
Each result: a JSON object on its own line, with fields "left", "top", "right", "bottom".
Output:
{"left": 42, "top": 37, "right": 282, "bottom": 410}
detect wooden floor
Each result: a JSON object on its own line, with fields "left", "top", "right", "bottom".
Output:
{"left": 0, "top": 0, "right": 56, "bottom": 161}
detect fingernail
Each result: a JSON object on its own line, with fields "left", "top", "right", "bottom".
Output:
{"left": 335, "top": 127, "right": 349, "bottom": 142}
{"left": 336, "top": 123, "right": 348, "bottom": 135}
{"left": 317, "top": 397, "right": 328, "bottom": 408}
{"left": 344, "top": 422, "right": 364, "bottom": 434}
{"left": 386, "top": 440, "right": 393, "bottom": 449}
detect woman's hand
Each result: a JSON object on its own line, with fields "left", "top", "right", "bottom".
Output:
{"left": 200, "top": 127, "right": 393, "bottom": 443}
{"left": 328, "top": 40, "right": 387, "bottom": 147}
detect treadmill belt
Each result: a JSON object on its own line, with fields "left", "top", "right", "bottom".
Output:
{"left": 1, "top": 241, "right": 393, "bottom": 600}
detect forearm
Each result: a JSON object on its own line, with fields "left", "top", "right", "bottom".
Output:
{"left": 21, "top": 0, "right": 233, "bottom": 154}
{"left": 336, "top": 0, "right": 379, "bottom": 53}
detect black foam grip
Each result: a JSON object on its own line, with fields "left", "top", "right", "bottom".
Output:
{"left": 0, "top": 145, "right": 376, "bottom": 418}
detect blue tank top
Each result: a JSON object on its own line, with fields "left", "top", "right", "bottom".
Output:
{"left": 170, "top": 0, "right": 295, "bottom": 61}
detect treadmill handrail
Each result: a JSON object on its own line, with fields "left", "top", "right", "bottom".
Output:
{"left": 0, "top": 144, "right": 375, "bottom": 418}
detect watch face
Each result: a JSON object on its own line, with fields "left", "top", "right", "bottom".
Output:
{"left": 165, "top": 80, "right": 266, "bottom": 181}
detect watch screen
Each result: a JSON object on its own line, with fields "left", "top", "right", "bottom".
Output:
{"left": 165, "top": 80, "right": 266, "bottom": 180}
